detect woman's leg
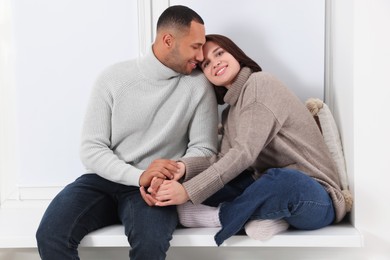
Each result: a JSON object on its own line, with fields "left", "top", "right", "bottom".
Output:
{"left": 36, "top": 174, "right": 120, "bottom": 260}
{"left": 177, "top": 202, "right": 221, "bottom": 227}
{"left": 215, "top": 168, "right": 335, "bottom": 245}
{"left": 117, "top": 189, "right": 178, "bottom": 260}
{"left": 177, "top": 170, "right": 254, "bottom": 228}
{"left": 244, "top": 219, "right": 289, "bottom": 241}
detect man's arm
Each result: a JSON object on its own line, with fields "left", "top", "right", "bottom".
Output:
{"left": 80, "top": 72, "right": 176, "bottom": 187}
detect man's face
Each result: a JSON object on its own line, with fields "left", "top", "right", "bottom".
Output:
{"left": 168, "top": 21, "right": 205, "bottom": 75}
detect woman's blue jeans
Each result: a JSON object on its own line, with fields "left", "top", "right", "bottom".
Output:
{"left": 36, "top": 174, "right": 178, "bottom": 260}
{"left": 204, "top": 168, "right": 335, "bottom": 245}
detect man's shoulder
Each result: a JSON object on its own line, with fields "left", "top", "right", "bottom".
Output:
{"left": 181, "top": 70, "right": 212, "bottom": 90}
{"left": 101, "top": 60, "right": 137, "bottom": 76}
{"left": 95, "top": 59, "right": 140, "bottom": 87}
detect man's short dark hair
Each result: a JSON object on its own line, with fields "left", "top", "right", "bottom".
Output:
{"left": 157, "top": 5, "right": 204, "bottom": 31}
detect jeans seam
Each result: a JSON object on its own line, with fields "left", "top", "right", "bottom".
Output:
{"left": 124, "top": 197, "right": 134, "bottom": 241}
{"left": 66, "top": 194, "right": 107, "bottom": 249}
{"left": 251, "top": 200, "right": 332, "bottom": 219}
{"left": 290, "top": 200, "right": 332, "bottom": 215}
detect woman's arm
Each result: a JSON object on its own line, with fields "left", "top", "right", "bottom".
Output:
{"left": 152, "top": 102, "right": 282, "bottom": 206}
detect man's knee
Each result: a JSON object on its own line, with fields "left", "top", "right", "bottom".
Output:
{"left": 130, "top": 234, "right": 171, "bottom": 260}
{"left": 36, "top": 221, "right": 47, "bottom": 247}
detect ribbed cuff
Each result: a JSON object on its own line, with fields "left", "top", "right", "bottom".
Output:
{"left": 180, "top": 157, "right": 212, "bottom": 181}
{"left": 183, "top": 166, "right": 224, "bottom": 204}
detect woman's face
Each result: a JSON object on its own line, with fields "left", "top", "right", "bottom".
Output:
{"left": 201, "top": 41, "right": 241, "bottom": 88}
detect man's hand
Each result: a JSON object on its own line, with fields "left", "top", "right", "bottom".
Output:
{"left": 147, "top": 177, "right": 164, "bottom": 195}
{"left": 154, "top": 180, "right": 190, "bottom": 206}
{"left": 140, "top": 186, "right": 158, "bottom": 206}
{"left": 139, "top": 159, "right": 179, "bottom": 187}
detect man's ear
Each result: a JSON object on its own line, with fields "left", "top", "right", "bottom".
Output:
{"left": 162, "top": 33, "right": 174, "bottom": 48}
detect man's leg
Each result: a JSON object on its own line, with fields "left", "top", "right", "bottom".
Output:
{"left": 36, "top": 174, "right": 120, "bottom": 260}
{"left": 117, "top": 188, "right": 178, "bottom": 260}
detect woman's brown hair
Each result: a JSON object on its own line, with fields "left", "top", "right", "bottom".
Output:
{"left": 203, "top": 34, "right": 262, "bottom": 104}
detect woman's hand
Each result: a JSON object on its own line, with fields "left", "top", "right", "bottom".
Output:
{"left": 139, "top": 161, "right": 188, "bottom": 207}
{"left": 174, "top": 161, "right": 186, "bottom": 181}
{"left": 154, "top": 180, "right": 190, "bottom": 206}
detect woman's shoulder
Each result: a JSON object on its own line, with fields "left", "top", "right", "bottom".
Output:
{"left": 244, "top": 71, "right": 298, "bottom": 105}
{"left": 248, "top": 71, "right": 283, "bottom": 86}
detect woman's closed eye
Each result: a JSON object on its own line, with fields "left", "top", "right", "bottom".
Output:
{"left": 201, "top": 60, "right": 210, "bottom": 69}
{"left": 216, "top": 50, "right": 225, "bottom": 57}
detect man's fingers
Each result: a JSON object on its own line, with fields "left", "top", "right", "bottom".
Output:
{"left": 148, "top": 177, "right": 164, "bottom": 194}
{"left": 150, "top": 171, "right": 168, "bottom": 180}
{"left": 157, "top": 168, "right": 174, "bottom": 179}
{"left": 155, "top": 159, "right": 179, "bottom": 169}
{"left": 140, "top": 186, "right": 157, "bottom": 206}
{"left": 150, "top": 160, "right": 179, "bottom": 178}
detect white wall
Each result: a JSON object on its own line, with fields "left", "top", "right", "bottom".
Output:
{"left": 1, "top": 0, "right": 326, "bottom": 203}
{"left": 352, "top": 0, "right": 390, "bottom": 258}
{"left": 172, "top": 0, "right": 326, "bottom": 102}
{"left": 330, "top": 0, "right": 390, "bottom": 258}
{"left": 11, "top": 0, "right": 139, "bottom": 187}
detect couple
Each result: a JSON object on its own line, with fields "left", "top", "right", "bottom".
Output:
{"left": 36, "top": 5, "right": 349, "bottom": 260}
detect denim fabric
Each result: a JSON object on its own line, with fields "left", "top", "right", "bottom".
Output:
{"left": 213, "top": 168, "right": 335, "bottom": 246}
{"left": 36, "top": 174, "right": 178, "bottom": 260}
{"left": 203, "top": 170, "right": 255, "bottom": 207}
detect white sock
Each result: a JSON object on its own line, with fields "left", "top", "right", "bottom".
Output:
{"left": 245, "top": 219, "right": 289, "bottom": 241}
{"left": 177, "top": 202, "right": 221, "bottom": 227}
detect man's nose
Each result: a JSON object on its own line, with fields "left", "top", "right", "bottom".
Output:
{"left": 195, "top": 49, "right": 204, "bottom": 62}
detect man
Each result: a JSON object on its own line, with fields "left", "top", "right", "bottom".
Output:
{"left": 36, "top": 5, "right": 218, "bottom": 260}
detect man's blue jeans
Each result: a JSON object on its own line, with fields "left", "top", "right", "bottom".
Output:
{"left": 36, "top": 174, "right": 178, "bottom": 260}
{"left": 204, "top": 168, "right": 335, "bottom": 245}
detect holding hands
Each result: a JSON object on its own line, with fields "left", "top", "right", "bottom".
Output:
{"left": 139, "top": 159, "right": 180, "bottom": 187}
{"left": 140, "top": 160, "right": 190, "bottom": 206}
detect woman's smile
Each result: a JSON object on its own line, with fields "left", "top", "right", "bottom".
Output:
{"left": 215, "top": 65, "right": 227, "bottom": 76}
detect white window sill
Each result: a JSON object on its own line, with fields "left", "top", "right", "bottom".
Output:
{"left": 0, "top": 208, "right": 363, "bottom": 249}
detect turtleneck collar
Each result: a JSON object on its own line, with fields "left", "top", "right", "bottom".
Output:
{"left": 138, "top": 45, "right": 181, "bottom": 80}
{"left": 224, "top": 67, "right": 252, "bottom": 105}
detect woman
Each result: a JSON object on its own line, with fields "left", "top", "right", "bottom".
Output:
{"left": 141, "top": 34, "right": 349, "bottom": 245}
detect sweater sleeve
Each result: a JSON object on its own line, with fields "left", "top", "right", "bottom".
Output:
{"left": 183, "top": 102, "right": 281, "bottom": 204}
{"left": 79, "top": 74, "right": 143, "bottom": 186}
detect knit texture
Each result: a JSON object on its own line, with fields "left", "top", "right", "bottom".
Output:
{"left": 177, "top": 202, "right": 221, "bottom": 227}
{"left": 245, "top": 219, "right": 289, "bottom": 241}
{"left": 182, "top": 68, "right": 347, "bottom": 223}
{"left": 80, "top": 46, "right": 218, "bottom": 186}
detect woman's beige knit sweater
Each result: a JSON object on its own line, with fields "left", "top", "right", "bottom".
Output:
{"left": 181, "top": 68, "right": 347, "bottom": 223}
